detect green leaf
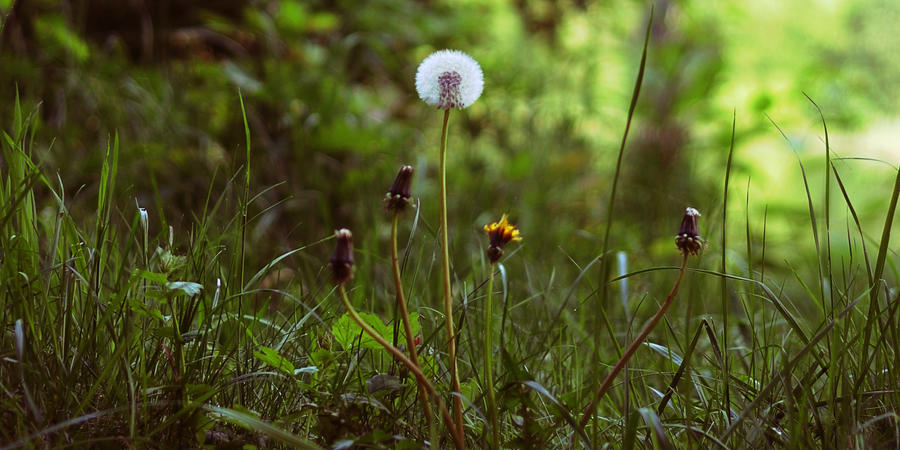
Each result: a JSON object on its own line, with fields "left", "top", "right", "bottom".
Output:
{"left": 331, "top": 312, "right": 392, "bottom": 350}
{"left": 34, "top": 15, "right": 90, "bottom": 62}
{"left": 308, "top": 347, "right": 333, "bottom": 367}
{"left": 135, "top": 269, "right": 168, "bottom": 284}
{"left": 276, "top": 0, "right": 307, "bottom": 33}
{"left": 253, "top": 346, "right": 295, "bottom": 375}
{"left": 150, "top": 326, "right": 177, "bottom": 340}
{"left": 203, "top": 405, "right": 321, "bottom": 450}
{"left": 397, "top": 313, "right": 421, "bottom": 346}
{"left": 166, "top": 281, "right": 203, "bottom": 297}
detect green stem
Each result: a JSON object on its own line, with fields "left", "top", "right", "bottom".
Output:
{"left": 484, "top": 265, "right": 499, "bottom": 449}
{"left": 338, "top": 284, "right": 466, "bottom": 450}
{"left": 391, "top": 214, "right": 436, "bottom": 440}
{"left": 169, "top": 294, "right": 187, "bottom": 407}
{"left": 580, "top": 254, "right": 689, "bottom": 428}
{"left": 438, "top": 108, "right": 463, "bottom": 432}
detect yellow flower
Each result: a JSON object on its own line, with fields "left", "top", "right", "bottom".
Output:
{"left": 484, "top": 214, "right": 522, "bottom": 263}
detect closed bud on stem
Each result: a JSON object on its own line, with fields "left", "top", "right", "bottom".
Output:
{"left": 384, "top": 165, "right": 414, "bottom": 213}
{"left": 330, "top": 229, "right": 354, "bottom": 284}
{"left": 675, "top": 207, "right": 702, "bottom": 256}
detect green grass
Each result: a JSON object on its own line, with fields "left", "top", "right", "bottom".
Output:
{"left": 3, "top": 19, "right": 900, "bottom": 450}
{"left": 3, "top": 88, "right": 899, "bottom": 449}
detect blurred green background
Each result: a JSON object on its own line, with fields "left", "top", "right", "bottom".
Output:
{"left": 1, "top": 0, "right": 898, "bottom": 289}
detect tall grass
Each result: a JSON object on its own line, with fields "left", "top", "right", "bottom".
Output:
{"left": 2, "top": 51, "right": 900, "bottom": 450}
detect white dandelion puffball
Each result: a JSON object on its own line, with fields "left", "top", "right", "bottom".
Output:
{"left": 415, "top": 49, "right": 484, "bottom": 110}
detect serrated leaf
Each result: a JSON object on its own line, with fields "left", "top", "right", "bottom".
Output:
{"left": 254, "top": 346, "right": 295, "bottom": 375}
{"left": 331, "top": 312, "right": 392, "bottom": 350}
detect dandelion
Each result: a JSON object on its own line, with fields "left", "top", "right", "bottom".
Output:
{"left": 415, "top": 50, "right": 484, "bottom": 110}
{"left": 330, "top": 229, "right": 354, "bottom": 284}
{"left": 675, "top": 207, "right": 702, "bottom": 256}
{"left": 482, "top": 213, "right": 521, "bottom": 448}
{"left": 415, "top": 48, "right": 484, "bottom": 433}
{"left": 384, "top": 165, "right": 414, "bottom": 213}
{"left": 484, "top": 214, "right": 523, "bottom": 263}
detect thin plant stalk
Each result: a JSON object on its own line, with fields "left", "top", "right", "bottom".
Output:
{"left": 580, "top": 254, "right": 689, "bottom": 427}
{"left": 438, "top": 108, "right": 463, "bottom": 431}
{"left": 338, "top": 285, "right": 466, "bottom": 450}
{"left": 484, "top": 264, "right": 499, "bottom": 449}
{"left": 391, "top": 213, "right": 436, "bottom": 441}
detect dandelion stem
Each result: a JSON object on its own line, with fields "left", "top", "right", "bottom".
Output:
{"left": 391, "top": 213, "right": 435, "bottom": 439}
{"left": 438, "top": 108, "right": 463, "bottom": 432}
{"left": 484, "top": 264, "right": 499, "bottom": 449}
{"left": 580, "top": 253, "right": 689, "bottom": 428}
{"left": 338, "top": 284, "right": 465, "bottom": 450}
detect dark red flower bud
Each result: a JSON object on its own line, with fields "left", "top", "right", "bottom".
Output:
{"left": 675, "top": 207, "right": 702, "bottom": 256}
{"left": 384, "top": 165, "right": 414, "bottom": 213}
{"left": 330, "top": 229, "right": 354, "bottom": 284}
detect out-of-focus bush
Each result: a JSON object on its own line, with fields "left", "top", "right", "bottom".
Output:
{"left": 1, "top": 0, "right": 898, "bottom": 275}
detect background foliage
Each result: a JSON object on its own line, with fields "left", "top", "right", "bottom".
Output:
{"left": 1, "top": 0, "right": 899, "bottom": 448}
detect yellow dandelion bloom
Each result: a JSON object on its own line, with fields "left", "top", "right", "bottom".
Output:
{"left": 484, "top": 214, "right": 522, "bottom": 263}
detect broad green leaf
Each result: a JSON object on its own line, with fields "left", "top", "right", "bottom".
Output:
{"left": 254, "top": 346, "right": 295, "bottom": 375}
{"left": 203, "top": 405, "right": 321, "bottom": 450}
{"left": 331, "top": 312, "right": 392, "bottom": 350}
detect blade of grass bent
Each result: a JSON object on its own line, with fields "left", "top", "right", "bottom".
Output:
{"left": 721, "top": 111, "right": 736, "bottom": 424}
{"left": 765, "top": 114, "right": 826, "bottom": 312}
{"left": 587, "top": 6, "right": 653, "bottom": 430}
{"left": 721, "top": 293, "right": 864, "bottom": 440}
{"left": 805, "top": 93, "right": 834, "bottom": 318}
{"left": 855, "top": 164, "right": 900, "bottom": 396}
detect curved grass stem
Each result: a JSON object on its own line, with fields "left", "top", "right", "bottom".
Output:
{"left": 579, "top": 254, "right": 689, "bottom": 428}
{"left": 391, "top": 214, "right": 436, "bottom": 441}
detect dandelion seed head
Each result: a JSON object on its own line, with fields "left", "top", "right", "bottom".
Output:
{"left": 416, "top": 50, "right": 483, "bottom": 110}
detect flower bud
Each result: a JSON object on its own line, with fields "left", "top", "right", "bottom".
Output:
{"left": 384, "top": 165, "right": 414, "bottom": 213}
{"left": 330, "top": 229, "right": 354, "bottom": 284}
{"left": 675, "top": 207, "right": 702, "bottom": 256}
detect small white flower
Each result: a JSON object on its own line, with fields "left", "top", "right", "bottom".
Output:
{"left": 415, "top": 49, "right": 484, "bottom": 110}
